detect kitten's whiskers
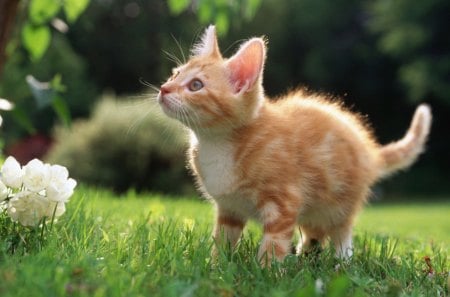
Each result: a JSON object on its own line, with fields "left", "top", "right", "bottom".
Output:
{"left": 163, "top": 50, "right": 184, "bottom": 67}
{"left": 139, "top": 78, "right": 160, "bottom": 92}
{"left": 171, "top": 34, "right": 187, "bottom": 64}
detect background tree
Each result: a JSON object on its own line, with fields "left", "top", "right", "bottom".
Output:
{"left": 0, "top": 0, "right": 20, "bottom": 77}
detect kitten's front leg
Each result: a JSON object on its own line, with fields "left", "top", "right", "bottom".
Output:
{"left": 329, "top": 224, "right": 354, "bottom": 259}
{"left": 258, "top": 217, "right": 296, "bottom": 266}
{"left": 212, "top": 208, "right": 246, "bottom": 258}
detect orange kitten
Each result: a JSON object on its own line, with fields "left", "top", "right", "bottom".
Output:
{"left": 157, "top": 26, "right": 432, "bottom": 264}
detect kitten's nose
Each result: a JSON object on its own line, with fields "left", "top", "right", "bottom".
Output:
{"left": 160, "top": 85, "right": 171, "bottom": 96}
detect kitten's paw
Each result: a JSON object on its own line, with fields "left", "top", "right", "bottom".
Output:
{"left": 335, "top": 246, "right": 353, "bottom": 260}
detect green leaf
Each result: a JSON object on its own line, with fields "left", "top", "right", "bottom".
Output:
{"left": 52, "top": 95, "right": 72, "bottom": 128}
{"left": 50, "top": 74, "right": 67, "bottom": 93}
{"left": 167, "top": 0, "right": 191, "bottom": 15}
{"left": 29, "top": 0, "right": 61, "bottom": 25}
{"left": 63, "top": 0, "right": 90, "bottom": 23}
{"left": 22, "top": 23, "right": 51, "bottom": 61}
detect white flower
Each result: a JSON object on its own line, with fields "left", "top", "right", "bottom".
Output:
{"left": 46, "top": 164, "right": 77, "bottom": 202}
{"left": 7, "top": 191, "right": 49, "bottom": 227}
{"left": 2, "top": 157, "right": 75, "bottom": 226}
{"left": 45, "top": 201, "right": 66, "bottom": 218}
{"left": 22, "top": 159, "right": 51, "bottom": 193}
{"left": 0, "top": 180, "right": 8, "bottom": 201}
{"left": 315, "top": 278, "right": 325, "bottom": 295}
{"left": 50, "top": 164, "right": 69, "bottom": 180}
{"left": 1, "top": 156, "right": 24, "bottom": 189}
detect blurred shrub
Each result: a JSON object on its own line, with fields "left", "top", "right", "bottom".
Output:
{"left": 46, "top": 95, "right": 193, "bottom": 194}
{"left": 0, "top": 34, "right": 99, "bottom": 142}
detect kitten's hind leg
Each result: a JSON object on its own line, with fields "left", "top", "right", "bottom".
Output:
{"left": 329, "top": 224, "right": 353, "bottom": 259}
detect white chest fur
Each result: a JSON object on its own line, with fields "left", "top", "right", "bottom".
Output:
{"left": 191, "top": 134, "right": 237, "bottom": 198}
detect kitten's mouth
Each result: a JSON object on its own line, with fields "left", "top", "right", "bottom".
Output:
{"left": 158, "top": 94, "right": 177, "bottom": 115}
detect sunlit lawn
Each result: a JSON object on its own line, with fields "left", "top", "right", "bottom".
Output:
{"left": 356, "top": 201, "right": 450, "bottom": 246}
{"left": 93, "top": 188, "right": 450, "bottom": 246}
{"left": 1, "top": 186, "right": 448, "bottom": 296}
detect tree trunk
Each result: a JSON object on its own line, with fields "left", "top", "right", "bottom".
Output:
{"left": 0, "top": 0, "right": 20, "bottom": 78}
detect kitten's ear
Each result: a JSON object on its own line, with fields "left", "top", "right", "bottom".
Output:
{"left": 191, "top": 25, "right": 221, "bottom": 58}
{"left": 226, "top": 38, "right": 266, "bottom": 94}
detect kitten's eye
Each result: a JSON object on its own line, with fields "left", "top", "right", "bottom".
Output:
{"left": 188, "top": 79, "right": 204, "bottom": 92}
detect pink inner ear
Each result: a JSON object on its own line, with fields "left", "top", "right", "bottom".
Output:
{"left": 228, "top": 40, "right": 264, "bottom": 93}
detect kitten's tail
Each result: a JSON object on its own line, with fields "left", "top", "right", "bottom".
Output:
{"left": 378, "top": 104, "right": 432, "bottom": 178}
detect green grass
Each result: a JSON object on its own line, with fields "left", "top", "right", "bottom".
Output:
{"left": 0, "top": 187, "right": 448, "bottom": 296}
{"left": 356, "top": 202, "right": 450, "bottom": 246}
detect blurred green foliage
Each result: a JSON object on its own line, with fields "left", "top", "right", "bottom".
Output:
{"left": 23, "top": 0, "right": 89, "bottom": 60}
{"left": 0, "top": 0, "right": 91, "bottom": 143}
{"left": 21, "top": 22, "right": 51, "bottom": 61}
{"left": 369, "top": 0, "right": 450, "bottom": 104}
{"left": 46, "top": 96, "right": 193, "bottom": 194}
{"left": 0, "top": 0, "right": 448, "bottom": 194}
{"left": 167, "top": 0, "right": 262, "bottom": 35}
{"left": 0, "top": 33, "right": 98, "bottom": 142}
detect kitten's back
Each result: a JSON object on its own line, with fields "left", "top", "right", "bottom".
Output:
{"left": 233, "top": 92, "right": 381, "bottom": 198}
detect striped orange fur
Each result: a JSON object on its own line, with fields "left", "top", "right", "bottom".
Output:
{"left": 157, "top": 26, "right": 432, "bottom": 265}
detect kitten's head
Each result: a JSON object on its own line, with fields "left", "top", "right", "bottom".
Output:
{"left": 158, "top": 26, "right": 266, "bottom": 133}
